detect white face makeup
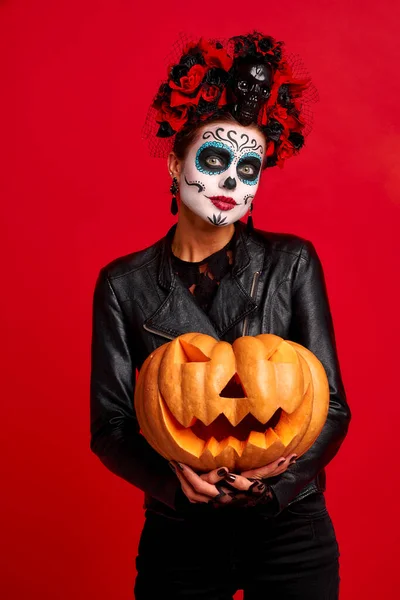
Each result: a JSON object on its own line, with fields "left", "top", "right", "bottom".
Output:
{"left": 179, "top": 123, "right": 265, "bottom": 227}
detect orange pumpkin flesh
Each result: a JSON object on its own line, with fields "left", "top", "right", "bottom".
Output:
{"left": 134, "top": 333, "right": 329, "bottom": 472}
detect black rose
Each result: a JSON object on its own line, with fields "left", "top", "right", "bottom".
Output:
{"left": 278, "top": 84, "right": 291, "bottom": 107}
{"left": 156, "top": 121, "right": 176, "bottom": 138}
{"left": 157, "top": 82, "right": 170, "bottom": 99}
{"left": 266, "top": 154, "right": 277, "bottom": 168}
{"left": 204, "top": 67, "right": 229, "bottom": 86}
{"left": 258, "top": 37, "right": 273, "bottom": 52}
{"left": 288, "top": 131, "right": 304, "bottom": 149}
{"left": 265, "top": 118, "right": 284, "bottom": 142}
{"left": 247, "top": 41, "right": 258, "bottom": 56}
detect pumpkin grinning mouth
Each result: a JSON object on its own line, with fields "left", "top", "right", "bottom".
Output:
{"left": 190, "top": 409, "right": 283, "bottom": 442}
{"left": 159, "top": 393, "right": 285, "bottom": 444}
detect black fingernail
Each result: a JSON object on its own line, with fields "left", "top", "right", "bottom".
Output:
{"left": 278, "top": 459, "right": 286, "bottom": 466}
{"left": 217, "top": 468, "right": 227, "bottom": 477}
{"left": 224, "top": 473, "right": 236, "bottom": 482}
{"left": 250, "top": 482, "right": 265, "bottom": 494}
{"left": 177, "top": 462, "right": 185, "bottom": 471}
{"left": 248, "top": 481, "right": 259, "bottom": 492}
{"left": 214, "top": 490, "right": 227, "bottom": 500}
{"left": 289, "top": 456, "right": 297, "bottom": 464}
{"left": 168, "top": 462, "right": 176, "bottom": 472}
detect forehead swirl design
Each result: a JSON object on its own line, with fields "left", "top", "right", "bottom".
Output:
{"left": 202, "top": 128, "right": 264, "bottom": 156}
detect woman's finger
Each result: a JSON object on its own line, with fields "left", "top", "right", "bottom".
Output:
{"left": 200, "top": 466, "right": 229, "bottom": 485}
{"left": 214, "top": 472, "right": 254, "bottom": 492}
{"left": 171, "top": 462, "right": 219, "bottom": 498}
{"left": 240, "top": 454, "right": 297, "bottom": 479}
{"left": 172, "top": 465, "right": 215, "bottom": 503}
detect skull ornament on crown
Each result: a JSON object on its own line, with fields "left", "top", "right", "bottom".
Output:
{"left": 231, "top": 59, "right": 273, "bottom": 126}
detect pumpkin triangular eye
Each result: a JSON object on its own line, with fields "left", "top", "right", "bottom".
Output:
{"left": 179, "top": 339, "right": 211, "bottom": 363}
{"left": 219, "top": 373, "right": 247, "bottom": 398}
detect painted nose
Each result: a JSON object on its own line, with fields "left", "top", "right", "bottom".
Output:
{"left": 223, "top": 176, "right": 237, "bottom": 190}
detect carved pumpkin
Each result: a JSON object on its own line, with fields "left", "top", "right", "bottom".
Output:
{"left": 134, "top": 333, "right": 329, "bottom": 472}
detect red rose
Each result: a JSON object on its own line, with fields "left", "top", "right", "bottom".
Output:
{"left": 200, "top": 84, "right": 220, "bottom": 103}
{"left": 276, "top": 138, "right": 295, "bottom": 167}
{"left": 169, "top": 64, "right": 206, "bottom": 94}
{"left": 156, "top": 101, "right": 188, "bottom": 133}
{"left": 288, "top": 78, "right": 312, "bottom": 98}
{"left": 269, "top": 106, "right": 303, "bottom": 134}
{"left": 198, "top": 38, "right": 233, "bottom": 71}
{"left": 269, "top": 105, "right": 288, "bottom": 124}
{"left": 170, "top": 88, "right": 201, "bottom": 108}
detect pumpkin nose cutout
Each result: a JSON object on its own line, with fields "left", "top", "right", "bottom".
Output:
{"left": 223, "top": 176, "right": 237, "bottom": 190}
{"left": 220, "top": 373, "right": 247, "bottom": 398}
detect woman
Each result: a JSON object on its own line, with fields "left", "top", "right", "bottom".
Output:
{"left": 90, "top": 31, "right": 351, "bottom": 599}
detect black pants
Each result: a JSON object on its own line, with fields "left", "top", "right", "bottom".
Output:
{"left": 134, "top": 491, "right": 340, "bottom": 599}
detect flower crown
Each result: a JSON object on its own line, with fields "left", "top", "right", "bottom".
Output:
{"left": 143, "top": 31, "right": 319, "bottom": 169}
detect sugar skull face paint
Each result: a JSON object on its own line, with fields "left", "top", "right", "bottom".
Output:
{"left": 179, "top": 123, "right": 265, "bottom": 227}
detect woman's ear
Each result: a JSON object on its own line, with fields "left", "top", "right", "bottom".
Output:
{"left": 167, "top": 152, "right": 181, "bottom": 179}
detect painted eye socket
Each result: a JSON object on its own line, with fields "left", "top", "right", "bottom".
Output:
{"left": 238, "top": 164, "right": 256, "bottom": 176}
{"left": 195, "top": 141, "right": 234, "bottom": 175}
{"left": 237, "top": 152, "right": 262, "bottom": 185}
{"left": 205, "top": 155, "right": 225, "bottom": 168}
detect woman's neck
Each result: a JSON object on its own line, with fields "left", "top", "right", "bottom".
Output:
{"left": 171, "top": 203, "right": 235, "bottom": 262}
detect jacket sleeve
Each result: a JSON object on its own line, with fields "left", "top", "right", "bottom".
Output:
{"left": 267, "top": 240, "right": 352, "bottom": 513}
{"left": 89, "top": 266, "right": 181, "bottom": 510}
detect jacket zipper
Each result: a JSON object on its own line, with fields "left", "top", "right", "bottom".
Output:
{"left": 143, "top": 323, "right": 175, "bottom": 341}
{"left": 242, "top": 270, "right": 260, "bottom": 337}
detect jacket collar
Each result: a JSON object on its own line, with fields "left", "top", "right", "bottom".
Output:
{"left": 158, "top": 220, "right": 251, "bottom": 289}
{"left": 145, "top": 220, "right": 265, "bottom": 340}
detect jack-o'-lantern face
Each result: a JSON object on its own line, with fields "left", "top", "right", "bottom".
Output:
{"left": 134, "top": 333, "right": 329, "bottom": 472}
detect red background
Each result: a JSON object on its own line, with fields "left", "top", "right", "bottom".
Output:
{"left": 2, "top": 1, "right": 399, "bottom": 598}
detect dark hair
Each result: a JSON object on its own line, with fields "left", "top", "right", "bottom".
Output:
{"left": 172, "top": 112, "right": 268, "bottom": 169}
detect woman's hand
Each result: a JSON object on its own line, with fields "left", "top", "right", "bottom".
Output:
{"left": 209, "top": 453, "right": 298, "bottom": 507}
{"left": 169, "top": 453, "right": 297, "bottom": 506}
{"left": 169, "top": 460, "right": 232, "bottom": 504}
{"left": 240, "top": 452, "right": 298, "bottom": 480}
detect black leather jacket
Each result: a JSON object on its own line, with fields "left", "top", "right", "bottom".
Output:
{"left": 90, "top": 220, "right": 351, "bottom": 519}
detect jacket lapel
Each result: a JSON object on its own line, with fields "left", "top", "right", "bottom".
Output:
{"left": 143, "top": 221, "right": 265, "bottom": 340}
{"left": 144, "top": 276, "right": 221, "bottom": 340}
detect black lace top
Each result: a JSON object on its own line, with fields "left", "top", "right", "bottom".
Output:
{"left": 170, "top": 233, "right": 236, "bottom": 313}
